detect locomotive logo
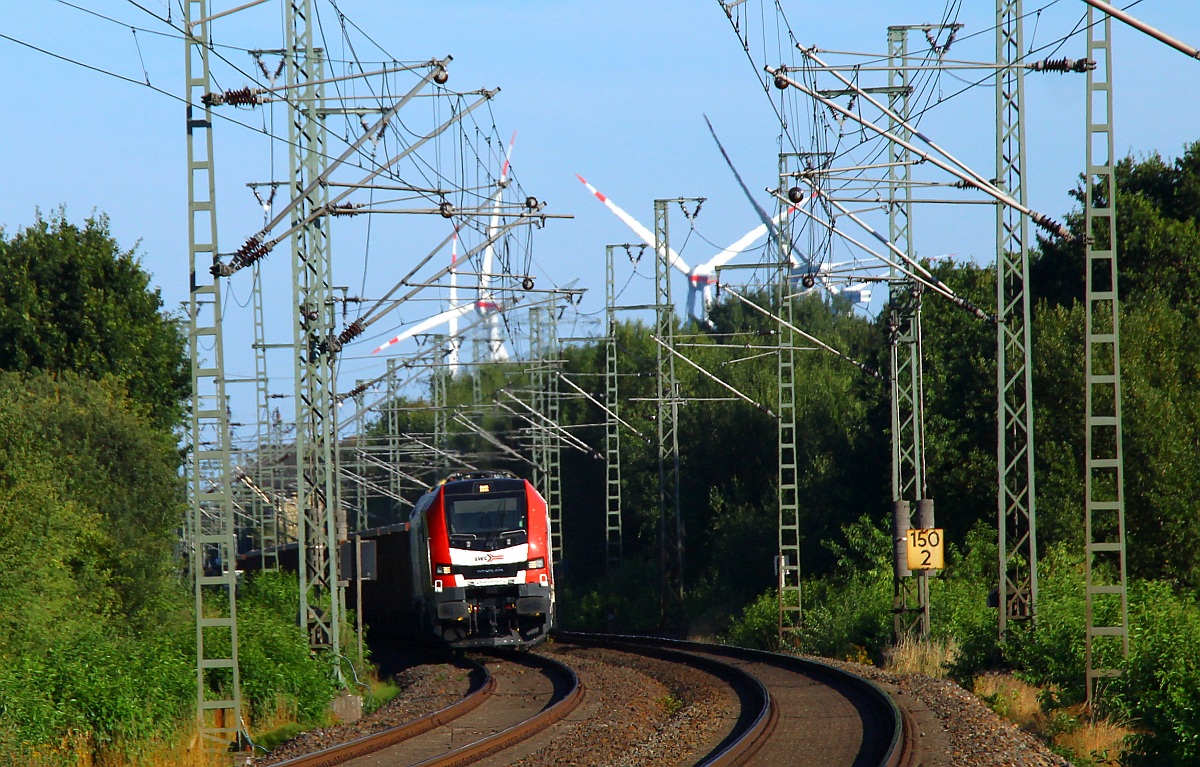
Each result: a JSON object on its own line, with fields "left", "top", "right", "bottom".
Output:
{"left": 475, "top": 553, "right": 505, "bottom": 563}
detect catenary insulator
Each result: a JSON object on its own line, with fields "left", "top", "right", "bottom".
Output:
{"left": 522, "top": 276, "right": 535, "bottom": 290}
{"left": 788, "top": 187, "right": 805, "bottom": 204}
{"left": 773, "top": 74, "right": 789, "bottom": 90}
{"left": 525, "top": 196, "right": 539, "bottom": 210}
{"left": 1030, "top": 211, "right": 1071, "bottom": 241}
{"left": 433, "top": 68, "right": 449, "bottom": 85}
{"left": 228, "top": 235, "right": 273, "bottom": 271}
{"left": 337, "top": 319, "right": 365, "bottom": 346}
{"left": 1029, "top": 57, "right": 1095, "bottom": 74}
{"left": 439, "top": 201, "right": 454, "bottom": 218}
{"left": 223, "top": 87, "right": 261, "bottom": 106}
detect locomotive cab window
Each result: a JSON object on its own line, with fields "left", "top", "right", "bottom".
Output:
{"left": 446, "top": 495, "right": 526, "bottom": 537}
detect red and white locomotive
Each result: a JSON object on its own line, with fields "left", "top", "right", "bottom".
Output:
{"left": 408, "top": 470, "right": 555, "bottom": 648}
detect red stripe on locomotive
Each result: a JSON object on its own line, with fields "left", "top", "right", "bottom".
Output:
{"left": 426, "top": 487, "right": 451, "bottom": 586}
{"left": 525, "top": 482, "right": 551, "bottom": 584}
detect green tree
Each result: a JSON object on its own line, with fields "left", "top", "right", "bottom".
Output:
{"left": 0, "top": 371, "right": 185, "bottom": 629}
{"left": 0, "top": 209, "right": 188, "bottom": 429}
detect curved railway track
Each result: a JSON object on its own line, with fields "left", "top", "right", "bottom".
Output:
{"left": 268, "top": 634, "right": 905, "bottom": 767}
{"left": 554, "top": 632, "right": 906, "bottom": 767}
{"left": 272, "top": 651, "right": 582, "bottom": 767}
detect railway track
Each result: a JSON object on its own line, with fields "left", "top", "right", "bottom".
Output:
{"left": 271, "top": 651, "right": 581, "bottom": 767}
{"left": 554, "top": 633, "right": 906, "bottom": 767}
{"left": 267, "top": 634, "right": 905, "bottom": 767}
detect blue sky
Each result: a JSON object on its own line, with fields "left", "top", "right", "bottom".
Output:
{"left": 2, "top": 1, "right": 1198, "bottom": 439}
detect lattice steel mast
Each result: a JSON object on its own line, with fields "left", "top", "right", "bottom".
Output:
{"left": 775, "top": 157, "right": 802, "bottom": 646}
{"left": 604, "top": 245, "right": 623, "bottom": 574}
{"left": 185, "top": 0, "right": 241, "bottom": 755}
{"left": 654, "top": 200, "right": 685, "bottom": 623}
{"left": 886, "top": 25, "right": 931, "bottom": 641}
{"left": 1084, "top": 7, "right": 1129, "bottom": 707}
{"left": 250, "top": 262, "right": 282, "bottom": 569}
{"left": 287, "top": 0, "right": 342, "bottom": 657}
{"left": 996, "top": 0, "right": 1039, "bottom": 637}
{"left": 530, "top": 305, "right": 564, "bottom": 568}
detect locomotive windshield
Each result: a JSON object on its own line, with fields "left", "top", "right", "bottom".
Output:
{"left": 446, "top": 494, "right": 526, "bottom": 536}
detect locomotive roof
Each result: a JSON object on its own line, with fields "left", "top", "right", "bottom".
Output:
{"left": 440, "top": 473, "right": 525, "bottom": 495}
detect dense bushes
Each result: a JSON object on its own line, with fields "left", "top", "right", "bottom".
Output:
{"left": 0, "top": 372, "right": 337, "bottom": 762}
{"left": 238, "top": 572, "right": 340, "bottom": 725}
{"left": 1117, "top": 582, "right": 1200, "bottom": 765}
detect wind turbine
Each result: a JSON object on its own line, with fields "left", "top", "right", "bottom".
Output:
{"left": 372, "top": 230, "right": 471, "bottom": 368}
{"left": 577, "top": 174, "right": 775, "bottom": 327}
{"left": 577, "top": 175, "right": 868, "bottom": 325}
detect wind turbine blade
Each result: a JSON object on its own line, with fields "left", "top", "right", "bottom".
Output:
{"left": 449, "top": 229, "right": 459, "bottom": 306}
{"left": 704, "top": 114, "right": 808, "bottom": 270}
{"left": 481, "top": 136, "right": 518, "bottom": 362}
{"left": 695, "top": 202, "right": 799, "bottom": 274}
{"left": 696, "top": 222, "right": 768, "bottom": 275}
{"left": 483, "top": 138, "right": 517, "bottom": 291}
{"left": 576, "top": 174, "right": 692, "bottom": 275}
{"left": 500, "top": 130, "right": 516, "bottom": 183}
{"left": 372, "top": 303, "right": 474, "bottom": 355}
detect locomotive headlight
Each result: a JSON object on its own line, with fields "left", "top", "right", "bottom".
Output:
{"left": 527, "top": 558, "right": 544, "bottom": 570}
{"left": 435, "top": 564, "right": 453, "bottom": 575}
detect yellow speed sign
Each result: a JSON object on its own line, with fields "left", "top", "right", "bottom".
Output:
{"left": 906, "top": 528, "right": 945, "bottom": 571}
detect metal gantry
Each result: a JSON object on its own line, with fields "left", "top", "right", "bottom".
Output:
{"left": 996, "top": 0, "right": 1040, "bottom": 638}
{"left": 286, "top": 0, "right": 342, "bottom": 657}
{"left": 604, "top": 245, "right": 624, "bottom": 574}
{"left": 654, "top": 200, "right": 685, "bottom": 622}
{"left": 1084, "top": 7, "right": 1129, "bottom": 707}
{"left": 775, "top": 156, "right": 802, "bottom": 646}
{"left": 530, "top": 305, "right": 564, "bottom": 568}
{"left": 251, "top": 263, "right": 282, "bottom": 570}
{"left": 184, "top": 0, "right": 242, "bottom": 755}
{"left": 353, "top": 382, "right": 368, "bottom": 531}
{"left": 387, "top": 359, "right": 404, "bottom": 498}
{"left": 885, "top": 26, "right": 931, "bottom": 641}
